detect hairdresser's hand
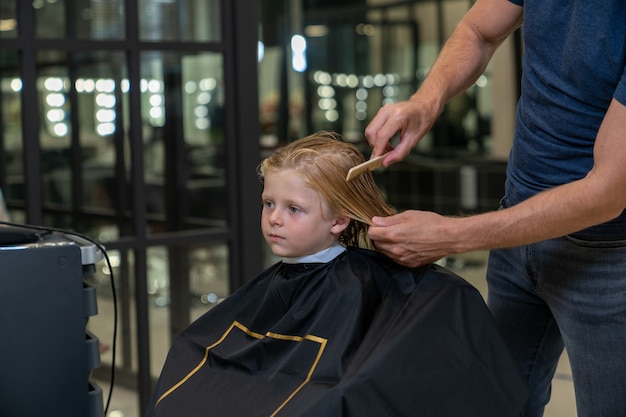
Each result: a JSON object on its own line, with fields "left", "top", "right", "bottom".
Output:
{"left": 368, "top": 210, "right": 460, "bottom": 267}
{"left": 365, "top": 94, "right": 441, "bottom": 167}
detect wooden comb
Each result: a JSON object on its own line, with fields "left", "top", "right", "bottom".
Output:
{"left": 345, "top": 154, "right": 388, "bottom": 181}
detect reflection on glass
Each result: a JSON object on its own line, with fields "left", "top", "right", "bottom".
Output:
{"left": 74, "top": 51, "right": 131, "bottom": 236}
{"left": 139, "top": 0, "right": 221, "bottom": 42}
{"left": 35, "top": 50, "right": 132, "bottom": 238}
{"left": 0, "top": 1, "right": 17, "bottom": 38}
{"left": 34, "top": 0, "right": 125, "bottom": 39}
{"left": 36, "top": 52, "right": 72, "bottom": 212}
{"left": 258, "top": 1, "right": 490, "bottom": 158}
{"left": 34, "top": 0, "right": 65, "bottom": 38}
{"left": 81, "top": 0, "right": 125, "bottom": 39}
{"left": 189, "top": 244, "right": 230, "bottom": 313}
{"left": 140, "top": 51, "right": 226, "bottom": 233}
{"left": 147, "top": 244, "right": 230, "bottom": 377}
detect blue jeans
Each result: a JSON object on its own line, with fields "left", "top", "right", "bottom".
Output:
{"left": 486, "top": 234, "right": 626, "bottom": 417}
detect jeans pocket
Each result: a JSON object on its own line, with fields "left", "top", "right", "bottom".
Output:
{"left": 565, "top": 234, "right": 626, "bottom": 249}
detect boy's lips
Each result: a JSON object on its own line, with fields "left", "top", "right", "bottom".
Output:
{"left": 268, "top": 233, "right": 284, "bottom": 242}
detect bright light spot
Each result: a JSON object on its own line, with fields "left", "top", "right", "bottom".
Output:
{"left": 199, "top": 78, "right": 216, "bottom": 91}
{"left": 197, "top": 92, "right": 211, "bottom": 105}
{"left": 346, "top": 74, "right": 359, "bottom": 88}
{"left": 194, "top": 106, "right": 208, "bottom": 118}
{"left": 356, "top": 88, "right": 368, "bottom": 101}
{"left": 95, "top": 93, "right": 116, "bottom": 108}
{"left": 44, "top": 77, "right": 64, "bottom": 92}
{"left": 149, "top": 94, "right": 162, "bottom": 106}
{"left": 148, "top": 79, "right": 161, "bottom": 93}
{"left": 355, "top": 101, "right": 367, "bottom": 112}
{"left": 96, "top": 109, "right": 116, "bottom": 123}
{"left": 185, "top": 81, "right": 197, "bottom": 94}
{"left": 46, "top": 93, "right": 65, "bottom": 107}
{"left": 195, "top": 118, "right": 210, "bottom": 130}
{"left": 149, "top": 107, "right": 163, "bottom": 119}
{"left": 325, "top": 109, "right": 338, "bottom": 122}
{"left": 304, "top": 25, "right": 328, "bottom": 37}
{"left": 96, "top": 79, "right": 115, "bottom": 93}
{"left": 317, "top": 85, "right": 334, "bottom": 98}
{"left": 318, "top": 98, "right": 336, "bottom": 110}
{"left": 292, "top": 54, "right": 307, "bottom": 72}
{"left": 314, "top": 71, "right": 332, "bottom": 85}
{"left": 96, "top": 123, "right": 116, "bottom": 136}
{"left": 291, "top": 35, "right": 307, "bottom": 72}
{"left": 53, "top": 123, "right": 68, "bottom": 136}
{"left": 291, "top": 35, "right": 306, "bottom": 53}
{"left": 383, "top": 86, "right": 397, "bottom": 97}
{"left": 258, "top": 41, "right": 265, "bottom": 62}
{"left": 83, "top": 79, "right": 95, "bottom": 93}
{"left": 46, "top": 109, "right": 65, "bottom": 122}
{"left": 10, "top": 78, "right": 22, "bottom": 92}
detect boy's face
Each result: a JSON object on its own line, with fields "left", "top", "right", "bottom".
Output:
{"left": 261, "top": 169, "right": 348, "bottom": 258}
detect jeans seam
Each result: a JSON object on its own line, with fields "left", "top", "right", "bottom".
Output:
{"left": 524, "top": 317, "right": 559, "bottom": 417}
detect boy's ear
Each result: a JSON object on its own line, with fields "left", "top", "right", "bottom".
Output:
{"left": 330, "top": 215, "right": 350, "bottom": 235}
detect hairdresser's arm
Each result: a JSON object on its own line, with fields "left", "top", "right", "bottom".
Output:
{"left": 369, "top": 98, "right": 626, "bottom": 267}
{"left": 365, "top": 0, "right": 523, "bottom": 166}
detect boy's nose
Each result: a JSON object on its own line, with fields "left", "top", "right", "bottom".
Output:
{"left": 269, "top": 210, "right": 282, "bottom": 225}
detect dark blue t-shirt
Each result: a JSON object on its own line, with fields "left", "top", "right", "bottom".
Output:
{"left": 505, "top": 0, "right": 626, "bottom": 238}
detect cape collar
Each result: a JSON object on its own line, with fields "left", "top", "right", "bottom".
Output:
{"left": 282, "top": 244, "right": 346, "bottom": 264}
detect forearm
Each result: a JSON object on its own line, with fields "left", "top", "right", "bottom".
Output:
{"left": 453, "top": 180, "right": 622, "bottom": 254}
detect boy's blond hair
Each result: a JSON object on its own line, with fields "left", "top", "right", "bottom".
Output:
{"left": 258, "top": 131, "right": 396, "bottom": 249}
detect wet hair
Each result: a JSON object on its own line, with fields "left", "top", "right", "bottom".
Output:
{"left": 258, "top": 131, "right": 396, "bottom": 249}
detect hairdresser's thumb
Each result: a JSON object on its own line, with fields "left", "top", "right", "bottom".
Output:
{"left": 371, "top": 216, "right": 387, "bottom": 226}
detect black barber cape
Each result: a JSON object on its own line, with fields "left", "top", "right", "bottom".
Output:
{"left": 146, "top": 247, "right": 527, "bottom": 417}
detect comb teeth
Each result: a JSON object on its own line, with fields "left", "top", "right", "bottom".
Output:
{"left": 345, "top": 154, "right": 387, "bottom": 181}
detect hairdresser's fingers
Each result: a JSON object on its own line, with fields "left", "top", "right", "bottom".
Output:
{"left": 364, "top": 107, "right": 397, "bottom": 158}
{"left": 365, "top": 102, "right": 427, "bottom": 166}
{"left": 368, "top": 211, "right": 455, "bottom": 267}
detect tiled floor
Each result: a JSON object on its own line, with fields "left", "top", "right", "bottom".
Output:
{"left": 95, "top": 251, "right": 577, "bottom": 417}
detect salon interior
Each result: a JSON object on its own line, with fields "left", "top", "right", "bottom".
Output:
{"left": 0, "top": 0, "right": 575, "bottom": 416}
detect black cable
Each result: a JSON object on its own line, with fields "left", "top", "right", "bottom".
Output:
{"left": 0, "top": 221, "right": 118, "bottom": 416}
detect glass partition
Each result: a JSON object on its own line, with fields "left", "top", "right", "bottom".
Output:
{"left": 139, "top": 51, "right": 226, "bottom": 233}
{"left": 34, "top": 0, "right": 126, "bottom": 39}
{"left": 0, "top": 2, "right": 17, "bottom": 38}
{"left": 139, "top": 0, "right": 221, "bottom": 41}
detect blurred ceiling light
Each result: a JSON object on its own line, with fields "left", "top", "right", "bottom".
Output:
{"left": 0, "top": 19, "right": 17, "bottom": 32}
{"left": 304, "top": 25, "right": 328, "bottom": 37}
{"left": 355, "top": 23, "right": 375, "bottom": 36}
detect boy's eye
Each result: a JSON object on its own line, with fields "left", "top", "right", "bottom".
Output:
{"left": 263, "top": 200, "right": 274, "bottom": 209}
{"left": 288, "top": 206, "right": 301, "bottom": 213}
